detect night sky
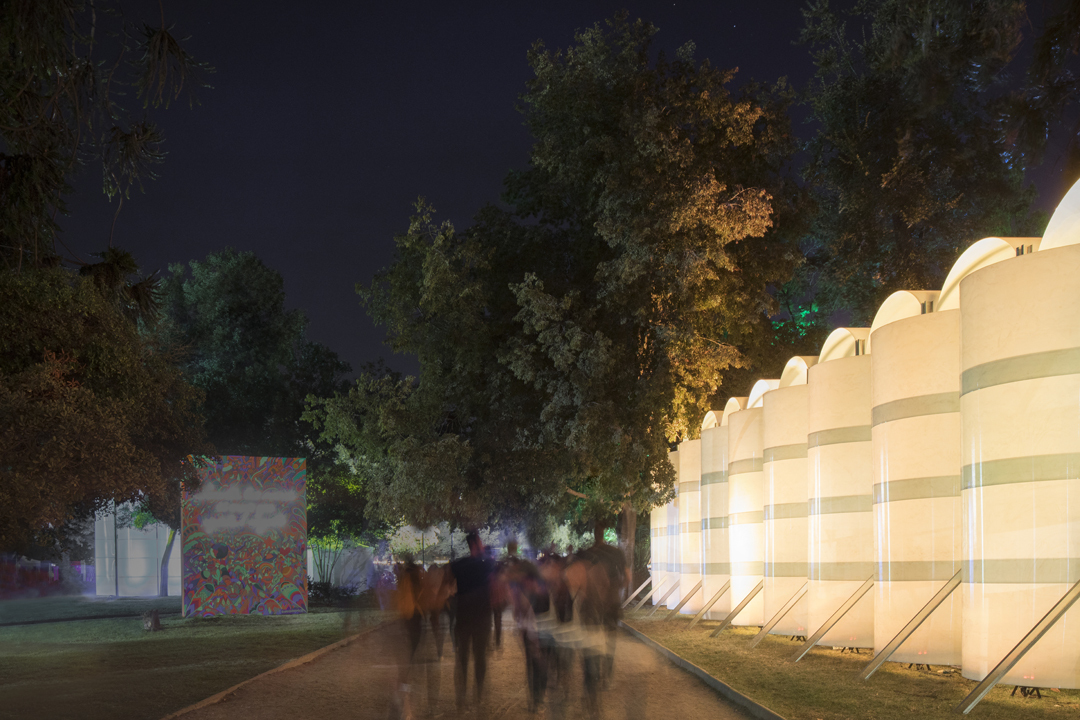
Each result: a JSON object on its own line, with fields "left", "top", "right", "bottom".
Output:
{"left": 62, "top": 1, "right": 1062, "bottom": 376}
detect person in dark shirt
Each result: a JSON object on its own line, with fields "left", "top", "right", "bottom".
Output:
{"left": 449, "top": 531, "right": 494, "bottom": 709}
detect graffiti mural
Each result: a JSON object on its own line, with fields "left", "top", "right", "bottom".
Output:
{"left": 181, "top": 456, "right": 307, "bottom": 617}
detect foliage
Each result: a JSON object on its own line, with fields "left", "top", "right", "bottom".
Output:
{"left": 0, "top": 266, "right": 209, "bottom": 550}
{"left": 798, "top": 0, "right": 1043, "bottom": 324}
{"left": 500, "top": 14, "right": 801, "bottom": 516}
{"left": 0, "top": 0, "right": 211, "bottom": 270}
{"left": 160, "top": 248, "right": 351, "bottom": 459}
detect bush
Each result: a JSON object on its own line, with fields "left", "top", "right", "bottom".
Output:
{"left": 307, "top": 577, "right": 361, "bottom": 607}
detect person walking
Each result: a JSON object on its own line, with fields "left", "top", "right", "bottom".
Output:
{"left": 449, "top": 531, "right": 494, "bottom": 711}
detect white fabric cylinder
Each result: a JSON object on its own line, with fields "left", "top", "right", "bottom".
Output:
{"left": 763, "top": 382, "right": 810, "bottom": 636}
{"left": 728, "top": 407, "right": 766, "bottom": 626}
{"left": 807, "top": 351, "right": 875, "bottom": 648}
{"left": 679, "top": 439, "right": 703, "bottom": 613}
{"left": 665, "top": 449, "right": 681, "bottom": 608}
{"left": 701, "top": 423, "right": 731, "bottom": 618}
{"left": 871, "top": 307, "right": 962, "bottom": 665}
{"left": 960, "top": 242, "right": 1080, "bottom": 688}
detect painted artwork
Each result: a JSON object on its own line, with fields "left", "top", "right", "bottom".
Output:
{"left": 181, "top": 456, "right": 307, "bottom": 617}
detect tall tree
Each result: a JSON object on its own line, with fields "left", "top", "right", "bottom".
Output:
{"left": 799, "top": 0, "right": 1041, "bottom": 323}
{"left": 0, "top": 265, "right": 209, "bottom": 551}
{"left": 500, "top": 15, "right": 801, "bottom": 555}
{"left": 160, "top": 248, "right": 351, "bottom": 459}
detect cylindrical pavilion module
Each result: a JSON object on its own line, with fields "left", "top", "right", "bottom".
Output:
{"left": 679, "top": 439, "right": 703, "bottom": 613}
{"left": 763, "top": 357, "right": 816, "bottom": 637}
{"left": 652, "top": 448, "right": 679, "bottom": 605}
{"left": 869, "top": 289, "right": 962, "bottom": 665}
{"left": 807, "top": 328, "right": 874, "bottom": 648}
{"left": 728, "top": 383, "right": 778, "bottom": 626}
{"left": 701, "top": 407, "right": 736, "bottom": 619}
{"left": 666, "top": 449, "right": 682, "bottom": 608}
{"left": 960, "top": 228, "right": 1080, "bottom": 688}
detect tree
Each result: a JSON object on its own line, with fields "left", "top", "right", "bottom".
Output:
{"left": 499, "top": 15, "right": 801, "bottom": 563}
{"left": 160, "top": 248, "right": 351, "bottom": 458}
{"left": 0, "top": 266, "right": 209, "bottom": 552}
{"left": 1, "top": 0, "right": 210, "bottom": 270}
{"left": 799, "top": 0, "right": 1042, "bottom": 323}
{"left": 333, "top": 15, "right": 802, "bottom": 572}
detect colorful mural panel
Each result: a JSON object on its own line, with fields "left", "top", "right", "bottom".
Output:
{"left": 181, "top": 456, "right": 307, "bottom": 617}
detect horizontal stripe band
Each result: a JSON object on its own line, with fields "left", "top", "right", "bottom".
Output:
{"left": 676, "top": 563, "right": 703, "bottom": 575}
{"left": 765, "top": 561, "right": 807, "bottom": 578}
{"left": 966, "top": 558, "right": 1080, "bottom": 584}
{"left": 962, "top": 346, "right": 1080, "bottom": 396}
{"left": 962, "top": 453, "right": 1080, "bottom": 491}
{"left": 731, "top": 561, "right": 764, "bottom": 576}
{"left": 678, "top": 481, "right": 700, "bottom": 494}
{"left": 764, "top": 443, "right": 808, "bottom": 463}
{"left": 808, "top": 494, "right": 873, "bottom": 515}
{"left": 808, "top": 425, "right": 872, "bottom": 449}
{"left": 702, "top": 516, "right": 729, "bottom": 530}
{"left": 701, "top": 471, "right": 728, "bottom": 486}
{"left": 809, "top": 562, "right": 876, "bottom": 581}
{"left": 678, "top": 521, "right": 702, "bottom": 534}
{"left": 872, "top": 392, "right": 959, "bottom": 427}
{"left": 764, "top": 502, "right": 808, "bottom": 520}
{"left": 728, "top": 511, "right": 764, "bottom": 525}
{"left": 728, "top": 458, "right": 763, "bottom": 476}
{"left": 703, "top": 562, "right": 731, "bottom": 575}
{"left": 877, "top": 561, "right": 961, "bottom": 582}
{"left": 873, "top": 475, "right": 961, "bottom": 504}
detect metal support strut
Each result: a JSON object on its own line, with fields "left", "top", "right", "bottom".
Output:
{"left": 622, "top": 575, "right": 653, "bottom": 609}
{"left": 688, "top": 580, "right": 731, "bottom": 629}
{"left": 666, "top": 579, "right": 703, "bottom": 620}
{"left": 648, "top": 578, "right": 681, "bottom": 617}
{"left": 859, "top": 569, "right": 962, "bottom": 680}
{"left": 749, "top": 582, "right": 808, "bottom": 649}
{"left": 632, "top": 576, "right": 667, "bottom": 612}
{"left": 791, "top": 575, "right": 875, "bottom": 662}
{"left": 710, "top": 580, "right": 764, "bottom": 637}
{"left": 954, "top": 577, "right": 1080, "bottom": 715}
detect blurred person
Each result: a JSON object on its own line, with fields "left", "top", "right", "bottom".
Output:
{"left": 578, "top": 531, "right": 629, "bottom": 684}
{"left": 510, "top": 556, "right": 553, "bottom": 712}
{"left": 449, "top": 531, "right": 494, "bottom": 710}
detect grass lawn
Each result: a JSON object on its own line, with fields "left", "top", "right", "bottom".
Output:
{"left": 0, "top": 595, "right": 182, "bottom": 625}
{"left": 0, "top": 596, "right": 387, "bottom": 720}
{"left": 625, "top": 612, "right": 1080, "bottom": 720}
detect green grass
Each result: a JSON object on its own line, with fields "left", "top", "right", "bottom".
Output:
{"left": 0, "top": 599, "right": 387, "bottom": 720}
{"left": 0, "top": 595, "right": 181, "bottom": 624}
{"left": 626, "top": 613, "right": 1080, "bottom": 720}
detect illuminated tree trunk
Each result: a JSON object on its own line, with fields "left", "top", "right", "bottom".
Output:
{"left": 159, "top": 527, "right": 176, "bottom": 597}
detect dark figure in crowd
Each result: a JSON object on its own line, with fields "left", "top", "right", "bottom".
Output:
{"left": 510, "top": 556, "right": 552, "bottom": 711}
{"left": 449, "top": 531, "right": 495, "bottom": 709}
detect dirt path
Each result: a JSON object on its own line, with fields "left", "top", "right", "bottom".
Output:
{"left": 174, "top": 615, "right": 751, "bottom": 720}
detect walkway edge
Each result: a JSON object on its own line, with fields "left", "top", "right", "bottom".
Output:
{"left": 160, "top": 621, "right": 386, "bottom": 720}
{"left": 619, "top": 621, "right": 787, "bottom": 720}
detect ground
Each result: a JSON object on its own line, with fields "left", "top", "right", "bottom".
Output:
{"left": 171, "top": 617, "right": 751, "bottom": 720}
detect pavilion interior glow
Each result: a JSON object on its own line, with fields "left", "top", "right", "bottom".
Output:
{"left": 650, "top": 178, "right": 1080, "bottom": 688}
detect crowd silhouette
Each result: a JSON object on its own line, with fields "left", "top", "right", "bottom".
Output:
{"left": 386, "top": 532, "right": 629, "bottom": 719}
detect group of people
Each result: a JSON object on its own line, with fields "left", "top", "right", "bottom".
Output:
{"left": 389, "top": 532, "right": 629, "bottom": 717}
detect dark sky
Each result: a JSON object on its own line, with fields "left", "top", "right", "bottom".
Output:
{"left": 62, "top": 1, "right": 1064, "bottom": 376}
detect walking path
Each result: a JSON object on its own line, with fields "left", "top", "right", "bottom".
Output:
{"left": 171, "top": 616, "right": 751, "bottom": 719}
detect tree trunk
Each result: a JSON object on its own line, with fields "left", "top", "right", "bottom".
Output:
{"left": 621, "top": 500, "right": 636, "bottom": 584}
{"left": 594, "top": 516, "right": 609, "bottom": 546}
{"left": 159, "top": 527, "right": 176, "bottom": 597}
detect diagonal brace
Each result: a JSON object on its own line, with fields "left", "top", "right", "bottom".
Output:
{"left": 791, "top": 575, "right": 874, "bottom": 662}
{"left": 689, "top": 580, "right": 731, "bottom": 629}
{"left": 648, "top": 578, "right": 682, "bottom": 617}
{"left": 666, "top": 579, "right": 703, "bottom": 620}
{"left": 954, "top": 576, "right": 1080, "bottom": 714}
{"left": 860, "top": 569, "right": 962, "bottom": 680}
{"left": 622, "top": 575, "right": 654, "bottom": 609}
{"left": 632, "top": 575, "right": 667, "bottom": 612}
{"left": 710, "top": 580, "right": 764, "bottom": 637}
{"left": 749, "top": 582, "right": 808, "bottom": 649}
